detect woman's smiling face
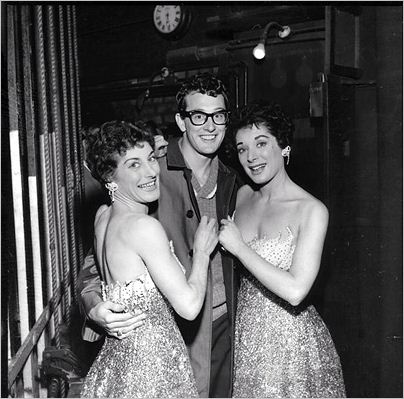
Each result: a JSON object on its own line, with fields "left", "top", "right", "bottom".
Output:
{"left": 236, "top": 123, "right": 284, "bottom": 185}
{"left": 113, "top": 141, "right": 160, "bottom": 204}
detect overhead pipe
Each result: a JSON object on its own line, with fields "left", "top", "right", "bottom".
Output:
{"left": 166, "top": 44, "right": 228, "bottom": 67}
{"left": 166, "top": 23, "right": 314, "bottom": 67}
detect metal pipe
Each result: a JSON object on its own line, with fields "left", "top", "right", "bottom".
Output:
{"left": 229, "top": 62, "right": 248, "bottom": 110}
{"left": 243, "top": 63, "right": 248, "bottom": 106}
{"left": 21, "top": 7, "right": 45, "bottom": 395}
{"left": 234, "top": 74, "right": 239, "bottom": 111}
{"left": 8, "top": 287, "right": 62, "bottom": 390}
{"left": 166, "top": 44, "right": 228, "bottom": 67}
{"left": 21, "top": 1, "right": 44, "bottom": 347}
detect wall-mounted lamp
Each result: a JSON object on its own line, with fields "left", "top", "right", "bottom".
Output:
{"left": 253, "top": 22, "right": 291, "bottom": 60}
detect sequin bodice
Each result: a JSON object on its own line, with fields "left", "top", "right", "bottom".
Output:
{"left": 81, "top": 248, "right": 198, "bottom": 398}
{"left": 240, "top": 227, "right": 301, "bottom": 313}
{"left": 100, "top": 270, "right": 168, "bottom": 322}
{"left": 99, "top": 240, "right": 185, "bottom": 321}
{"left": 247, "top": 226, "right": 295, "bottom": 269}
{"left": 233, "top": 228, "right": 346, "bottom": 398}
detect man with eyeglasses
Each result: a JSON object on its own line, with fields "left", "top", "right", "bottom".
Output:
{"left": 78, "top": 72, "right": 240, "bottom": 398}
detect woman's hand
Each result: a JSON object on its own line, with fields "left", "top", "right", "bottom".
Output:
{"left": 193, "top": 215, "right": 218, "bottom": 256}
{"left": 219, "top": 217, "right": 245, "bottom": 256}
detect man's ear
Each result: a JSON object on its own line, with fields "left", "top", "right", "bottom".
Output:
{"left": 175, "top": 113, "right": 186, "bottom": 133}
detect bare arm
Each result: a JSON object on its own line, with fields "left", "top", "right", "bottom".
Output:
{"left": 133, "top": 215, "right": 218, "bottom": 320}
{"left": 219, "top": 202, "right": 329, "bottom": 306}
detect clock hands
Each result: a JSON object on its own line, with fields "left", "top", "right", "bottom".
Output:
{"left": 166, "top": 11, "right": 170, "bottom": 30}
{"left": 153, "top": 5, "right": 190, "bottom": 37}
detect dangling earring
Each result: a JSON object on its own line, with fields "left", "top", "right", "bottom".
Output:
{"left": 281, "top": 146, "right": 291, "bottom": 165}
{"left": 105, "top": 182, "right": 118, "bottom": 203}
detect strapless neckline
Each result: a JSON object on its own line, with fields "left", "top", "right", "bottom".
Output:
{"left": 246, "top": 225, "right": 294, "bottom": 246}
{"left": 103, "top": 271, "right": 148, "bottom": 287}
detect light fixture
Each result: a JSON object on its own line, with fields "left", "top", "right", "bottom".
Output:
{"left": 252, "top": 43, "right": 266, "bottom": 60}
{"left": 253, "top": 22, "right": 291, "bottom": 60}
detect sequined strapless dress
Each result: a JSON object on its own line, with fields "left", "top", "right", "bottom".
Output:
{"left": 233, "top": 227, "right": 346, "bottom": 398}
{"left": 81, "top": 264, "right": 198, "bottom": 398}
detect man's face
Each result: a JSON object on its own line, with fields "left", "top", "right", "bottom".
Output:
{"left": 176, "top": 92, "right": 227, "bottom": 157}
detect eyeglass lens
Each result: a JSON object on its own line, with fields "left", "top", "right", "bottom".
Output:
{"left": 190, "top": 111, "right": 227, "bottom": 125}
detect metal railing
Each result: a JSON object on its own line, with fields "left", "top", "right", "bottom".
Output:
{"left": 5, "top": 4, "right": 83, "bottom": 397}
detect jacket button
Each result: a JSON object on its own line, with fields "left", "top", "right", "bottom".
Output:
{"left": 188, "top": 249, "right": 193, "bottom": 257}
{"left": 186, "top": 210, "right": 194, "bottom": 218}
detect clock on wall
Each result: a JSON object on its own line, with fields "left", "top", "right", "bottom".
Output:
{"left": 153, "top": 5, "right": 192, "bottom": 39}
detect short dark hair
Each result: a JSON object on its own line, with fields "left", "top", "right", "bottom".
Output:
{"left": 176, "top": 72, "right": 229, "bottom": 113}
{"left": 85, "top": 120, "right": 155, "bottom": 184}
{"left": 231, "top": 102, "right": 294, "bottom": 149}
{"left": 145, "top": 120, "right": 164, "bottom": 138}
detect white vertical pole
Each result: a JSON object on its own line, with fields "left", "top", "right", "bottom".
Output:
{"left": 10, "top": 129, "right": 32, "bottom": 394}
{"left": 28, "top": 176, "right": 45, "bottom": 363}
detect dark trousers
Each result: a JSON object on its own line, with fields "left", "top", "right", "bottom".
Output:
{"left": 209, "top": 312, "right": 232, "bottom": 398}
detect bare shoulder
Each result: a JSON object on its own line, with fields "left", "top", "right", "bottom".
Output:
{"left": 294, "top": 186, "right": 329, "bottom": 224}
{"left": 236, "top": 184, "right": 254, "bottom": 205}
{"left": 123, "top": 214, "right": 166, "bottom": 243}
{"left": 125, "top": 213, "right": 161, "bottom": 233}
{"left": 95, "top": 204, "right": 109, "bottom": 217}
{"left": 94, "top": 204, "right": 110, "bottom": 224}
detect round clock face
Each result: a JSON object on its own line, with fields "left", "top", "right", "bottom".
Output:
{"left": 153, "top": 5, "right": 183, "bottom": 34}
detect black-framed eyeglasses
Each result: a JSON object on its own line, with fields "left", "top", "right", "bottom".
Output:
{"left": 180, "top": 110, "right": 230, "bottom": 126}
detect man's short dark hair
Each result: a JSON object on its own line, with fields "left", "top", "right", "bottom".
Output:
{"left": 176, "top": 72, "right": 229, "bottom": 113}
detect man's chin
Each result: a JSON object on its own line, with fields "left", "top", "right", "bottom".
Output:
{"left": 197, "top": 140, "right": 223, "bottom": 154}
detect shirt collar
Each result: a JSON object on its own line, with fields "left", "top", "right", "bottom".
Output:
{"left": 166, "top": 137, "right": 188, "bottom": 169}
{"left": 165, "top": 135, "right": 233, "bottom": 179}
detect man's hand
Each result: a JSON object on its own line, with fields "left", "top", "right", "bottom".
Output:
{"left": 88, "top": 301, "right": 147, "bottom": 339}
{"left": 154, "top": 134, "right": 168, "bottom": 158}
